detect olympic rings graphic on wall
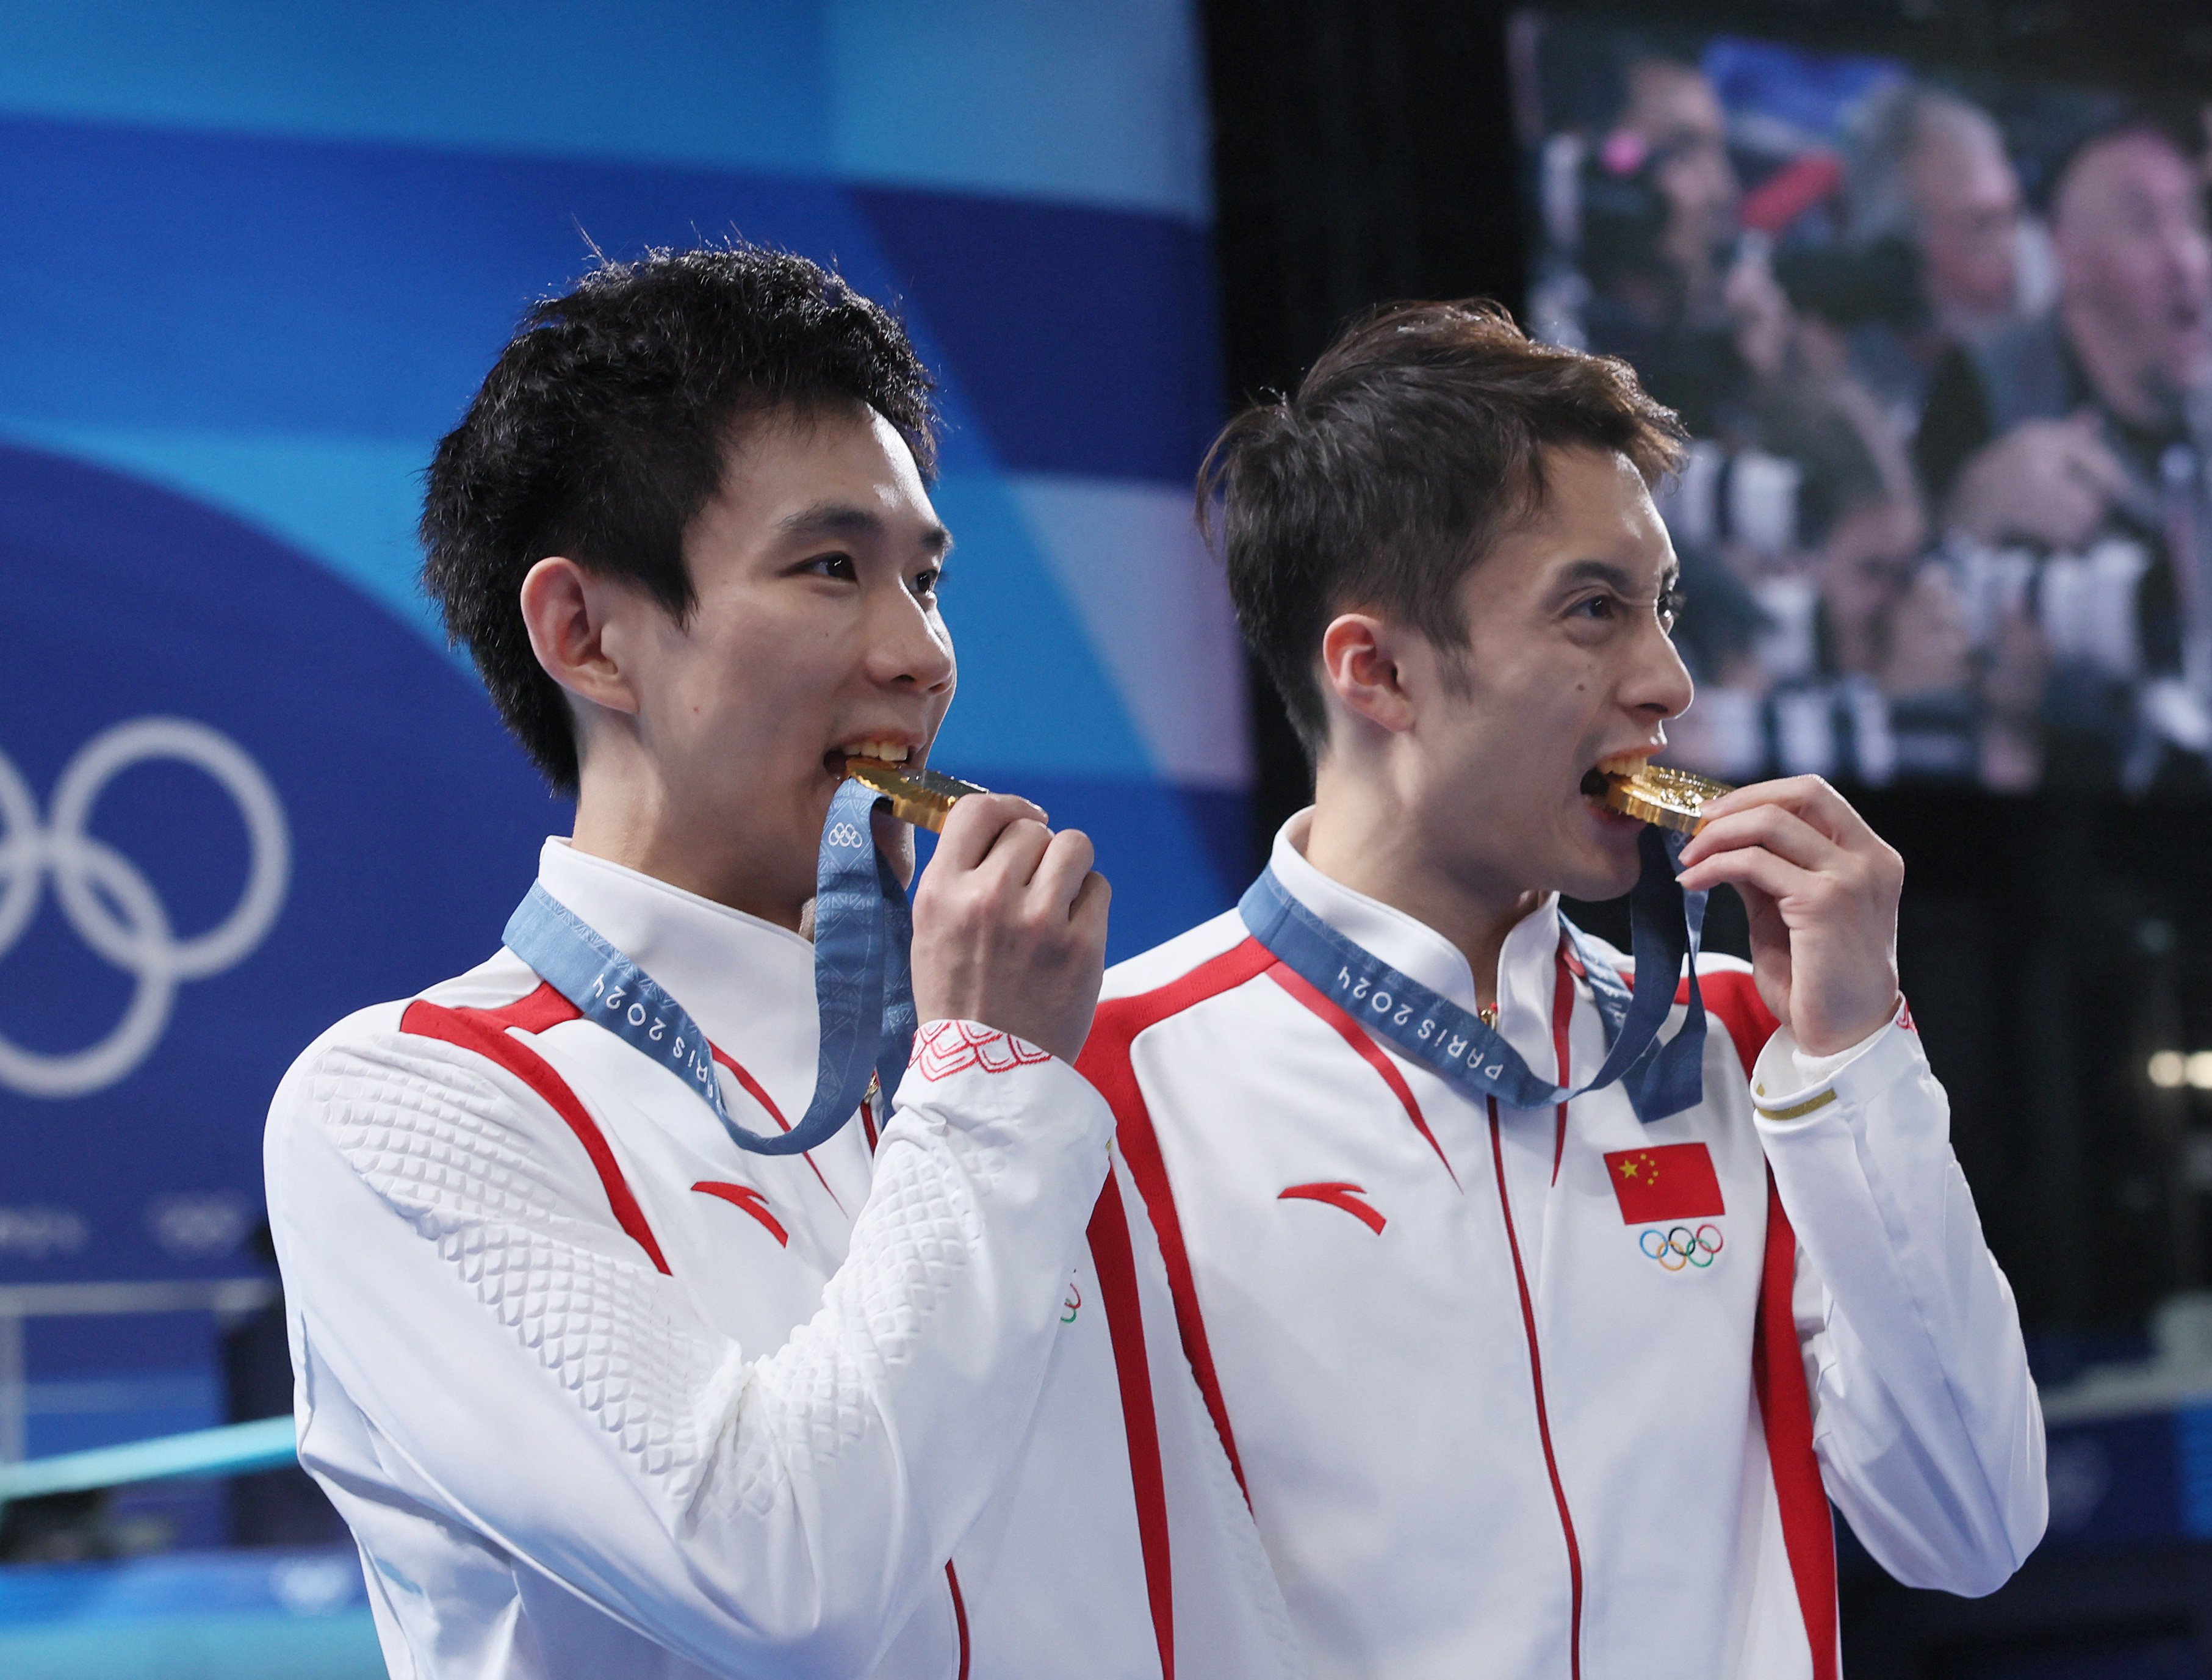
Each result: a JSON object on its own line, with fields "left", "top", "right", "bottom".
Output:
{"left": 0, "top": 717, "right": 290, "bottom": 1098}
{"left": 1638, "top": 1224, "right": 1725, "bottom": 1271}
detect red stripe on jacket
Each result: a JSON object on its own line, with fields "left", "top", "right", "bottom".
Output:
{"left": 1079, "top": 937, "right": 1277, "bottom": 1497}
{"left": 398, "top": 982, "right": 672, "bottom": 1277}
{"left": 1263, "top": 962, "right": 1459, "bottom": 1188}
{"left": 1684, "top": 968, "right": 1837, "bottom": 1680}
{"left": 1087, "top": 1170, "right": 1176, "bottom": 1679}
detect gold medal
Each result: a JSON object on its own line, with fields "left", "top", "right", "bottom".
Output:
{"left": 843, "top": 758, "right": 989, "bottom": 833}
{"left": 1585, "top": 764, "right": 1733, "bottom": 835}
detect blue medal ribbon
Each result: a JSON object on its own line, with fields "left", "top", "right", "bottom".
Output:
{"left": 1240, "top": 824, "right": 1709, "bottom": 1123}
{"left": 500, "top": 777, "right": 913, "bottom": 1156}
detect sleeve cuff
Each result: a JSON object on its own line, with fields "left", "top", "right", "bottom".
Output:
{"left": 907, "top": 1019, "right": 1061, "bottom": 1081}
{"left": 1751, "top": 997, "right": 1917, "bottom": 1122}
{"left": 893, "top": 1020, "right": 1114, "bottom": 1156}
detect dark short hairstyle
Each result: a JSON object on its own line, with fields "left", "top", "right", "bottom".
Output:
{"left": 421, "top": 242, "right": 938, "bottom": 790}
{"left": 1202, "top": 300, "right": 1687, "bottom": 757}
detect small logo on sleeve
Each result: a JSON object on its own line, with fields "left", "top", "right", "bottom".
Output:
{"left": 1602, "top": 1142, "right": 1724, "bottom": 1225}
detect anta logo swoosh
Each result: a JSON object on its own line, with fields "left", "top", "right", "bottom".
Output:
{"left": 693, "top": 1181, "right": 788, "bottom": 1247}
{"left": 1278, "top": 1181, "right": 1386, "bottom": 1235}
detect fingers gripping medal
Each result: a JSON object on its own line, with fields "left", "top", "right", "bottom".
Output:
{"left": 497, "top": 760, "right": 996, "bottom": 1161}
{"left": 779, "top": 759, "right": 989, "bottom": 1153}
{"left": 1239, "top": 759, "right": 1727, "bottom": 1128}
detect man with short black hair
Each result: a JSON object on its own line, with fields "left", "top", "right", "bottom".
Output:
{"left": 1915, "top": 121, "right": 2212, "bottom": 787}
{"left": 265, "top": 244, "right": 1299, "bottom": 1679}
{"left": 1084, "top": 301, "right": 2044, "bottom": 1679}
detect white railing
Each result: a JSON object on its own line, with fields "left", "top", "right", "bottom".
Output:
{"left": 0, "top": 1278, "right": 278, "bottom": 1463}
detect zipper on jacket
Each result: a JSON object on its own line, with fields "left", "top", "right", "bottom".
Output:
{"left": 1488, "top": 1096, "right": 1585, "bottom": 1679}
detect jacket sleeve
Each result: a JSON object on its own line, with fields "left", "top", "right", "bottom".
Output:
{"left": 264, "top": 1017, "right": 1111, "bottom": 1678}
{"left": 1750, "top": 1008, "right": 2047, "bottom": 1596}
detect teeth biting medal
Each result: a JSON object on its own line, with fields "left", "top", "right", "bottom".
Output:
{"left": 1585, "top": 764, "right": 1733, "bottom": 835}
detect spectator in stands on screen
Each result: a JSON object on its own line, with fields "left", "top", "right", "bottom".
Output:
{"left": 1577, "top": 47, "right": 1790, "bottom": 436}
{"left": 1833, "top": 85, "right": 2040, "bottom": 429}
{"left": 1915, "top": 121, "right": 2212, "bottom": 785}
{"left": 1854, "top": 87, "right": 2034, "bottom": 345}
{"left": 1918, "top": 123, "right": 2212, "bottom": 547}
{"left": 1764, "top": 413, "right": 1973, "bottom": 785}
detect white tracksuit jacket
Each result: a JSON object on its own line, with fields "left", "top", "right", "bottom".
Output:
{"left": 263, "top": 839, "right": 1302, "bottom": 1680}
{"left": 1078, "top": 813, "right": 2047, "bottom": 1680}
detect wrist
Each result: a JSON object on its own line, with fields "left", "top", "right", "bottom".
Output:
{"left": 1792, "top": 992, "right": 1903, "bottom": 1061}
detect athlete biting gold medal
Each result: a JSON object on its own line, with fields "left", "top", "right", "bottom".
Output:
{"left": 1581, "top": 762, "right": 1734, "bottom": 835}
{"left": 844, "top": 754, "right": 989, "bottom": 832}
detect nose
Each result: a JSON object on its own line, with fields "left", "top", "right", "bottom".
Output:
{"left": 1627, "top": 615, "right": 1696, "bottom": 726}
{"left": 865, "top": 577, "right": 956, "bottom": 696}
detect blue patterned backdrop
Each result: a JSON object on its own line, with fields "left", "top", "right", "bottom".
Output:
{"left": 0, "top": 1, "right": 1242, "bottom": 1459}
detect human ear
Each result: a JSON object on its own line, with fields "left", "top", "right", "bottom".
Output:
{"left": 518, "top": 557, "right": 642, "bottom": 717}
{"left": 1318, "top": 611, "right": 1417, "bottom": 735}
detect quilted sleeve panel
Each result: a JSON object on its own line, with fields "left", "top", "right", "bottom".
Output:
{"left": 266, "top": 1015, "right": 1114, "bottom": 1677}
{"left": 308, "top": 1037, "right": 738, "bottom": 1498}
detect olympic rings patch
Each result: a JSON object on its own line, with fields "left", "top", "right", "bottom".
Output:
{"left": 1638, "top": 1224, "right": 1724, "bottom": 1271}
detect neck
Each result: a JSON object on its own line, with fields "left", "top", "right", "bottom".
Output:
{"left": 2062, "top": 298, "right": 2169, "bottom": 428}
{"left": 1304, "top": 762, "right": 1542, "bottom": 1013}
{"left": 569, "top": 751, "right": 807, "bottom": 932}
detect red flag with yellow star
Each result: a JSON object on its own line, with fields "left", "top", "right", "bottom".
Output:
{"left": 1602, "top": 1143, "right": 1724, "bottom": 1224}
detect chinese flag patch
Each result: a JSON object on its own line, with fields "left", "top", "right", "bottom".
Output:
{"left": 1603, "top": 1143, "right": 1724, "bottom": 1224}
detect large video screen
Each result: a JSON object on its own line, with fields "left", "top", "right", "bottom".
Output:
{"left": 1511, "top": 15, "right": 2212, "bottom": 793}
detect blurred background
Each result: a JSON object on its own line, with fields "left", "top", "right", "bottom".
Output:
{"left": 5, "top": 0, "right": 2212, "bottom": 1675}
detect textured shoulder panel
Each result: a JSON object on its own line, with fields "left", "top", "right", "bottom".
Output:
{"left": 1101, "top": 908, "right": 1249, "bottom": 1001}
{"left": 286, "top": 1028, "right": 740, "bottom": 1500}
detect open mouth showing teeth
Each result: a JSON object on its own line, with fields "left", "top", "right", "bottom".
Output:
{"left": 824, "top": 741, "right": 912, "bottom": 777}
{"left": 1581, "top": 752, "right": 1651, "bottom": 802}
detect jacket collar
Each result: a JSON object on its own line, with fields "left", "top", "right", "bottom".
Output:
{"left": 1268, "top": 810, "right": 1565, "bottom": 1079}
{"left": 531, "top": 838, "right": 821, "bottom": 1120}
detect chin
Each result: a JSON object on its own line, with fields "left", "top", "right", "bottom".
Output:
{"left": 1557, "top": 840, "right": 1644, "bottom": 904}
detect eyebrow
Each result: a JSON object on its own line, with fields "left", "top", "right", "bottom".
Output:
{"left": 1552, "top": 558, "right": 1674, "bottom": 595}
{"left": 776, "top": 499, "right": 951, "bottom": 557}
